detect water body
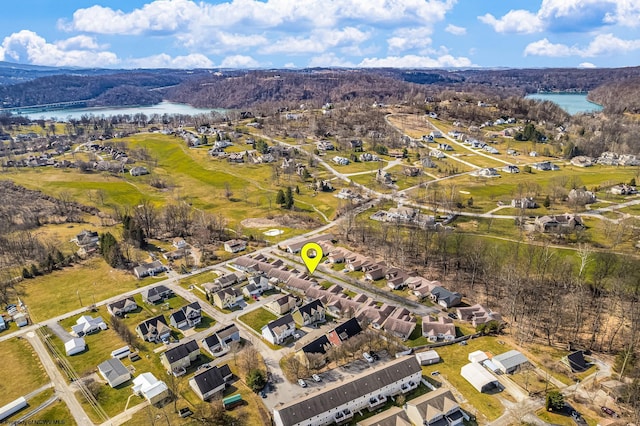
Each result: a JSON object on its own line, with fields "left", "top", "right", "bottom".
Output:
{"left": 16, "top": 101, "right": 223, "bottom": 121}
{"left": 525, "top": 92, "right": 603, "bottom": 115}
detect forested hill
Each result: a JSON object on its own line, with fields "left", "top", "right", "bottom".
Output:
{"left": 590, "top": 77, "right": 640, "bottom": 114}
{"left": 165, "top": 70, "right": 426, "bottom": 109}
{"left": 0, "top": 70, "right": 200, "bottom": 108}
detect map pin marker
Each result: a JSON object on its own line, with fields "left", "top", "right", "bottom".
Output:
{"left": 301, "top": 242, "right": 323, "bottom": 275}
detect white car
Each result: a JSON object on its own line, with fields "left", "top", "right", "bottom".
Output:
{"left": 363, "top": 352, "right": 374, "bottom": 363}
{"left": 312, "top": 374, "right": 321, "bottom": 382}
{"left": 298, "top": 379, "right": 307, "bottom": 387}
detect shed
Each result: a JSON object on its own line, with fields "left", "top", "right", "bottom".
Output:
{"left": 65, "top": 337, "right": 86, "bottom": 356}
{"left": 468, "top": 350, "right": 488, "bottom": 364}
{"left": 492, "top": 350, "right": 530, "bottom": 374}
{"left": 564, "top": 351, "right": 588, "bottom": 372}
{"left": 415, "top": 350, "right": 441, "bottom": 366}
{"left": 460, "top": 362, "right": 499, "bottom": 393}
{"left": 482, "top": 359, "right": 501, "bottom": 373}
{"left": 0, "top": 397, "right": 27, "bottom": 421}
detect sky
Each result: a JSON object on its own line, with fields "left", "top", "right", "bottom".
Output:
{"left": 0, "top": 0, "right": 639, "bottom": 69}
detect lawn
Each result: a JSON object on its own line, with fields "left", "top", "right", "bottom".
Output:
{"left": 406, "top": 316, "right": 430, "bottom": 347}
{"left": 0, "top": 337, "right": 50, "bottom": 407}
{"left": 238, "top": 308, "right": 277, "bottom": 333}
{"left": 178, "top": 270, "right": 220, "bottom": 290}
{"left": 18, "top": 257, "right": 162, "bottom": 322}
{"left": 30, "top": 398, "right": 77, "bottom": 425}
{"left": 418, "top": 336, "right": 512, "bottom": 422}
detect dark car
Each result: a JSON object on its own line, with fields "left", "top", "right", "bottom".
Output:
{"left": 260, "top": 391, "right": 267, "bottom": 398}
{"left": 447, "top": 313, "right": 458, "bottom": 319}
{"left": 369, "top": 351, "right": 380, "bottom": 361}
{"left": 601, "top": 406, "right": 616, "bottom": 417}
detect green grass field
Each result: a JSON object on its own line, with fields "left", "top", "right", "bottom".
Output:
{"left": 0, "top": 338, "right": 51, "bottom": 407}
{"left": 238, "top": 307, "right": 277, "bottom": 333}
{"left": 19, "top": 257, "right": 162, "bottom": 322}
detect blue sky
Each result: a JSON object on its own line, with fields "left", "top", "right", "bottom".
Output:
{"left": 1, "top": 0, "right": 639, "bottom": 69}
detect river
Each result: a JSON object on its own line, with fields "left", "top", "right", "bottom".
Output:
{"left": 16, "top": 101, "right": 224, "bottom": 121}
{"left": 525, "top": 92, "right": 603, "bottom": 115}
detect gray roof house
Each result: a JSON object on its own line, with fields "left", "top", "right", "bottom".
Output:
{"left": 98, "top": 358, "right": 131, "bottom": 388}
{"left": 136, "top": 315, "right": 171, "bottom": 343}
{"left": 261, "top": 314, "right": 296, "bottom": 345}
{"left": 160, "top": 340, "right": 200, "bottom": 376}
{"left": 189, "top": 364, "right": 232, "bottom": 401}
{"left": 429, "top": 286, "right": 462, "bottom": 309}
{"left": 141, "top": 285, "right": 173, "bottom": 304}
{"left": 492, "top": 350, "right": 530, "bottom": 374}
{"left": 107, "top": 297, "right": 138, "bottom": 317}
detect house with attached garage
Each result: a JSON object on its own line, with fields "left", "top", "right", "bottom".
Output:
{"left": 262, "top": 314, "right": 296, "bottom": 345}
{"left": 70, "top": 315, "right": 108, "bottom": 337}
{"left": 273, "top": 356, "right": 422, "bottom": 426}
{"left": 201, "top": 324, "right": 241, "bottom": 356}
{"left": 141, "top": 285, "right": 173, "bottom": 304}
{"left": 189, "top": 364, "right": 233, "bottom": 401}
{"left": 456, "top": 304, "right": 502, "bottom": 327}
{"left": 133, "top": 261, "right": 166, "bottom": 279}
{"left": 169, "top": 302, "right": 202, "bottom": 329}
{"left": 211, "top": 287, "right": 243, "bottom": 310}
{"left": 224, "top": 239, "right": 247, "bottom": 253}
{"left": 292, "top": 299, "right": 326, "bottom": 327}
{"left": 98, "top": 358, "right": 131, "bottom": 388}
{"left": 136, "top": 315, "right": 171, "bottom": 343}
{"left": 160, "top": 340, "right": 200, "bottom": 377}
{"left": 107, "top": 297, "right": 138, "bottom": 317}
{"left": 327, "top": 318, "right": 362, "bottom": 346}
{"left": 430, "top": 286, "right": 462, "bottom": 309}
{"left": 404, "top": 388, "right": 469, "bottom": 426}
{"left": 132, "top": 373, "right": 169, "bottom": 405}
{"left": 243, "top": 275, "right": 271, "bottom": 298}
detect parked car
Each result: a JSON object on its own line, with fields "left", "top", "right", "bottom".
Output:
{"left": 601, "top": 406, "right": 616, "bottom": 417}
{"left": 369, "top": 351, "right": 379, "bottom": 361}
{"left": 312, "top": 374, "right": 321, "bottom": 382}
{"left": 447, "top": 313, "right": 458, "bottom": 319}
{"left": 430, "top": 371, "right": 440, "bottom": 376}
{"left": 260, "top": 391, "right": 267, "bottom": 398}
{"left": 363, "top": 352, "right": 374, "bottom": 363}
{"left": 298, "top": 379, "right": 307, "bottom": 387}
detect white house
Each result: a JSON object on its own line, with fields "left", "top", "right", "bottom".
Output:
{"left": 273, "top": 356, "right": 421, "bottom": 426}
{"left": 261, "top": 314, "right": 296, "bottom": 345}
{"left": 98, "top": 358, "right": 131, "bottom": 388}
{"left": 131, "top": 373, "right": 170, "bottom": 405}
{"left": 224, "top": 239, "right": 247, "bottom": 253}
{"left": 71, "top": 315, "right": 108, "bottom": 337}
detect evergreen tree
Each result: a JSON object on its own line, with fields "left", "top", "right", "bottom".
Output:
{"left": 276, "top": 189, "right": 285, "bottom": 206}
{"left": 284, "top": 186, "right": 294, "bottom": 209}
{"left": 543, "top": 195, "right": 551, "bottom": 208}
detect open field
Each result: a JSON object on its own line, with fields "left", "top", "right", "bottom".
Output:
{"left": 0, "top": 337, "right": 50, "bottom": 407}
{"left": 30, "top": 398, "right": 77, "bottom": 425}
{"left": 19, "top": 257, "right": 163, "bottom": 322}
{"left": 238, "top": 307, "right": 277, "bottom": 333}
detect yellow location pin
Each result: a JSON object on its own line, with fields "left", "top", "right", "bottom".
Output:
{"left": 301, "top": 242, "right": 323, "bottom": 275}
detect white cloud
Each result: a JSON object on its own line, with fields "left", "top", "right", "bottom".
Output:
{"left": 524, "top": 34, "right": 640, "bottom": 57}
{"left": 262, "top": 27, "right": 370, "bottom": 55}
{"left": 387, "top": 27, "right": 433, "bottom": 53}
{"left": 478, "top": 10, "right": 543, "bottom": 34}
{"left": 219, "top": 55, "right": 260, "bottom": 68}
{"left": 178, "top": 30, "right": 269, "bottom": 54}
{"left": 0, "top": 30, "right": 119, "bottom": 67}
{"left": 358, "top": 54, "right": 472, "bottom": 68}
{"left": 480, "top": 0, "right": 640, "bottom": 35}
{"left": 578, "top": 62, "right": 596, "bottom": 68}
{"left": 445, "top": 24, "right": 466, "bottom": 35}
{"left": 308, "top": 53, "right": 355, "bottom": 68}
{"left": 128, "top": 53, "right": 213, "bottom": 69}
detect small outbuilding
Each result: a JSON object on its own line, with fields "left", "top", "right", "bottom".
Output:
{"left": 492, "top": 350, "right": 530, "bottom": 374}
{"left": 564, "top": 351, "right": 588, "bottom": 372}
{"left": 460, "top": 362, "right": 499, "bottom": 393}
{"left": 415, "top": 350, "right": 441, "bottom": 366}
{"left": 65, "top": 337, "right": 86, "bottom": 356}
{"left": 468, "top": 350, "right": 489, "bottom": 364}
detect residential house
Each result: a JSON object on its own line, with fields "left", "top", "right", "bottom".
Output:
{"left": 492, "top": 350, "right": 530, "bottom": 374}
{"left": 224, "top": 239, "right": 247, "bottom": 253}
{"left": 273, "top": 356, "right": 422, "bottom": 426}
{"left": 169, "top": 302, "right": 202, "bottom": 329}
{"left": 568, "top": 188, "right": 596, "bottom": 205}
{"left": 107, "top": 297, "right": 137, "bottom": 317}
{"left": 357, "top": 303, "right": 396, "bottom": 329}
{"left": 349, "top": 139, "right": 364, "bottom": 151}
{"left": 70, "top": 315, "right": 108, "bottom": 337}
{"left": 327, "top": 318, "right": 362, "bottom": 346}
{"left": 534, "top": 214, "right": 585, "bottom": 233}
{"left": 430, "top": 287, "right": 462, "bottom": 309}
{"left": 422, "top": 316, "right": 456, "bottom": 342}
{"left": 160, "top": 340, "right": 200, "bottom": 376}
{"left": 74, "top": 230, "right": 99, "bottom": 255}
{"left": 98, "top": 358, "right": 131, "bottom": 388}
{"left": 429, "top": 131, "right": 443, "bottom": 138}
{"left": 383, "top": 315, "right": 416, "bottom": 341}
{"left": 456, "top": 304, "right": 502, "bottom": 327}
{"left": 292, "top": 299, "right": 325, "bottom": 327}
{"left": 471, "top": 168, "right": 500, "bottom": 178}
{"left": 296, "top": 335, "right": 331, "bottom": 367}
{"left": 403, "top": 166, "right": 421, "bottom": 177}
{"left": 437, "top": 143, "right": 453, "bottom": 151}
{"left": 131, "top": 373, "right": 169, "bottom": 405}
{"left": 317, "top": 140, "right": 334, "bottom": 151}
{"left": 502, "top": 165, "right": 520, "bottom": 174}
{"left": 404, "top": 388, "right": 468, "bottom": 426}
{"left": 283, "top": 234, "right": 334, "bottom": 254}
{"left": 189, "top": 364, "right": 233, "bottom": 401}
{"left": 265, "top": 294, "right": 298, "bottom": 315}
{"left": 172, "top": 238, "right": 187, "bottom": 249}
{"left": 141, "top": 285, "right": 173, "bottom": 304}
{"left": 357, "top": 407, "right": 411, "bottom": 426}
{"left": 365, "top": 266, "right": 385, "bottom": 281}
{"left": 511, "top": 197, "right": 537, "bottom": 209}
{"left": 609, "top": 184, "right": 636, "bottom": 195}
{"left": 261, "top": 314, "right": 296, "bottom": 345}
{"left": 332, "top": 156, "right": 350, "bottom": 165}
{"left": 532, "top": 161, "right": 560, "bottom": 171}
{"left": 133, "top": 261, "right": 166, "bottom": 279}
{"left": 242, "top": 275, "right": 271, "bottom": 298}
{"left": 216, "top": 324, "right": 241, "bottom": 346}
{"left": 212, "top": 287, "right": 242, "bottom": 310}
{"left": 570, "top": 156, "right": 594, "bottom": 167}
{"left": 136, "top": 315, "right": 171, "bottom": 343}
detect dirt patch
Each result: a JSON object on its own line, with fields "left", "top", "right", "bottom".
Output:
{"left": 241, "top": 218, "right": 279, "bottom": 228}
